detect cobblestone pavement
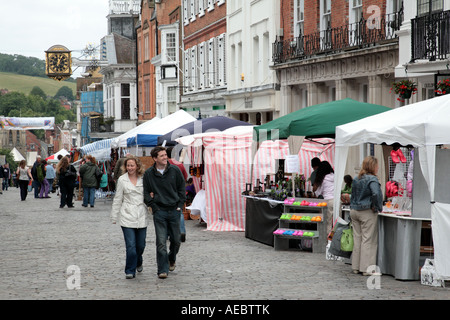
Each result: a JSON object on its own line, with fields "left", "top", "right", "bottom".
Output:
{"left": 0, "top": 187, "right": 448, "bottom": 304}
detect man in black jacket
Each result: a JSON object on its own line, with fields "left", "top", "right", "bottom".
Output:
{"left": 0, "top": 163, "right": 3, "bottom": 194}
{"left": 143, "top": 146, "right": 186, "bottom": 279}
{"left": 30, "top": 156, "right": 42, "bottom": 198}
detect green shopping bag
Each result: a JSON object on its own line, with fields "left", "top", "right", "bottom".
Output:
{"left": 340, "top": 223, "right": 354, "bottom": 252}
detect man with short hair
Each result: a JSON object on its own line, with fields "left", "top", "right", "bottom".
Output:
{"left": 309, "top": 157, "right": 321, "bottom": 186}
{"left": 143, "top": 146, "right": 186, "bottom": 279}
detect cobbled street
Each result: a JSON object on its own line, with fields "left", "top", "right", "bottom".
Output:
{"left": 0, "top": 187, "right": 448, "bottom": 304}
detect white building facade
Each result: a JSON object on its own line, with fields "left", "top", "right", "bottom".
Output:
{"left": 396, "top": 0, "right": 450, "bottom": 101}
{"left": 224, "top": 0, "right": 281, "bottom": 124}
{"left": 100, "top": 0, "right": 140, "bottom": 134}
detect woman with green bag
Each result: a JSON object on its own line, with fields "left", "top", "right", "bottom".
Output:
{"left": 349, "top": 156, "right": 383, "bottom": 276}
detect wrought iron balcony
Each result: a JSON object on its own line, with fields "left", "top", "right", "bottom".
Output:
{"left": 411, "top": 10, "right": 450, "bottom": 62}
{"left": 273, "top": 10, "right": 403, "bottom": 64}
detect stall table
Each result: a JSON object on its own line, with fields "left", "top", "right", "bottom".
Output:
{"left": 377, "top": 213, "right": 430, "bottom": 281}
{"left": 244, "top": 196, "right": 283, "bottom": 246}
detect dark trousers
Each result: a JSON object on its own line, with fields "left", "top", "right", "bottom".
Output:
{"left": 18, "top": 180, "right": 29, "bottom": 201}
{"left": 59, "top": 180, "right": 75, "bottom": 207}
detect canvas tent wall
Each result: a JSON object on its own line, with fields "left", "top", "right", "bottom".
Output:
{"left": 179, "top": 128, "right": 335, "bottom": 232}
{"left": 334, "top": 94, "right": 450, "bottom": 281}
{"left": 79, "top": 138, "right": 113, "bottom": 161}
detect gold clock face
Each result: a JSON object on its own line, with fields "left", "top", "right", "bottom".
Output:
{"left": 48, "top": 53, "right": 70, "bottom": 73}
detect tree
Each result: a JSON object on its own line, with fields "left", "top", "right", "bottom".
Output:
{"left": 30, "top": 86, "right": 47, "bottom": 100}
{"left": 0, "top": 91, "right": 27, "bottom": 116}
{"left": 55, "top": 86, "right": 74, "bottom": 101}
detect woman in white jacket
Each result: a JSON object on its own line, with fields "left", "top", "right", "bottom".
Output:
{"left": 111, "top": 155, "right": 149, "bottom": 279}
{"left": 313, "top": 161, "right": 335, "bottom": 235}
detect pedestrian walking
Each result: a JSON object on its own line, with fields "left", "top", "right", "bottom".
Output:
{"left": 56, "top": 156, "right": 77, "bottom": 208}
{"left": 38, "top": 160, "right": 51, "bottom": 198}
{"left": 349, "top": 155, "right": 383, "bottom": 276}
{"left": 0, "top": 163, "right": 3, "bottom": 195}
{"left": 79, "top": 155, "right": 99, "bottom": 208}
{"left": 111, "top": 155, "right": 149, "bottom": 279}
{"left": 46, "top": 161, "right": 56, "bottom": 193}
{"left": 167, "top": 146, "right": 188, "bottom": 242}
{"left": 30, "top": 156, "right": 42, "bottom": 198}
{"left": 16, "top": 160, "right": 32, "bottom": 201}
{"left": 143, "top": 146, "right": 186, "bottom": 279}
{"left": 2, "top": 163, "right": 10, "bottom": 191}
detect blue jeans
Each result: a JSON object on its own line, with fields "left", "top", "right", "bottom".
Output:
{"left": 121, "top": 227, "right": 147, "bottom": 276}
{"left": 32, "top": 180, "right": 41, "bottom": 198}
{"left": 153, "top": 209, "right": 181, "bottom": 275}
{"left": 47, "top": 179, "right": 54, "bottom": 192}
{"left": 83, "top": 187, "right": 96, "bottom": 206}
{"left": 180, "top": 211, "right": 186, "bottom": 234}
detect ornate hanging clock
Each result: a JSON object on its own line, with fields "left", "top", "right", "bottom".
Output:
{"left": 45, "top": 45, "right": 72, "bottom": 81}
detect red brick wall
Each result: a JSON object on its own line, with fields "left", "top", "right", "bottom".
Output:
{"left": 184, "top": 3, "right": 226, "bottom": 49}
{"left": 283, "top": 0, "right": 389, "bottom": 38}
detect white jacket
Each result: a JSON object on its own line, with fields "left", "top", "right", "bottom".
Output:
{"left": 315, "top": 173, "right": 334, "bottom": 200}
{"left": 111, "top": 173, "right": 149, "bottom": 228}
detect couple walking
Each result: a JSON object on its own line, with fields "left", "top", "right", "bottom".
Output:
{"left": 111, "top": 147, "right": 186, "bottom": 279}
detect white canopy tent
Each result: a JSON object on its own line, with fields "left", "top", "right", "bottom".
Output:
{"left": 333, "top": 94, "right": 450, "bottom": 280}
{"left": 111, "top": 116, "right": 161, "bottom": 149}
{"left": 11, "top": 147, "right": 25, "bottom": 162}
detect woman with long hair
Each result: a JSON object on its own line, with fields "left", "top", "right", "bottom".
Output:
{"left": 56, "top": 156, "right": 77, "bottom": 208}
{"left": 16, "top": 160, "right": 32, "bottom": 201}
{"left": 79, "top": 155, "right": 99, "bottom": 208}
{"left": 313, "top": 160, "right": 335, "bottom": 234}
{"left": 111, "top": 155, "right": 148, "bottom": 279}
{"left": 349, "top": 156, "right": 383, "bottom": 276}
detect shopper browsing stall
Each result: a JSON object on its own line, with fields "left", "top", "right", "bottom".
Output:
{"left": 349, "top": 156, "right": 383, "bottom": 276}
{"left": 313, "top": 161, "right": 334, "bottom": 234}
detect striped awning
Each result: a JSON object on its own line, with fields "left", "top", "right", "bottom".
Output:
{"left": 79, "top": 139, "right": 113, "bottom": 160}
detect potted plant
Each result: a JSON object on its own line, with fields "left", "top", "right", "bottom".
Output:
{"left": 390, "top": 79, "right": 417, "bottom": 102}
{"left": 435, "top": 78, "right": 450, "bottom": 95}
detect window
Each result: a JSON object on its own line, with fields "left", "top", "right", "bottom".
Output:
{"left": 321, "top": 0, "right": 332, "bottom": 49}
{"left": 145, "top": 80, "right": 150, "bottom": 113}
{"left": 350, "top": 0, "right": 363, "bottom": 45}
{"left": 253, "top": 36, "right": 259, "bottom": 84}
{"left": 294, "top": 0, "right": 305, "bottom": 37}
{"left": 91, "top": 117, "right": 100, "bottom": 132}
{"left": 417, "top": 0, "right": 443, "bottom": 17}
{"left": 165, "top": 32, "right": 177, "bottom": 63}
{"left": 121, "top": 84, "right": 130, "bottom": 120}
{"left": 167, "top": 86, "right": 177, "bottom": 114}
{"left": 144, "top": 34, "right": 149, "bottom": 61}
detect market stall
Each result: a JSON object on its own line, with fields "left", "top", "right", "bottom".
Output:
{"left": 45, "top": 148, "right": 69, "bottom": 163}
{"left": 126, "top": 110, "right": 196, "bottom": 148}
{"left": 177, "top": 126, "right": 334, "bottom": 233}
{"left": 334, "top": 94, "right": 450, "bottom": 281}
{"left": 157, "top": 116, "right": 252, "bottom": 147}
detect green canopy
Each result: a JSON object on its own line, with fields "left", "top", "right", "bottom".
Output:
{"left": 253, "top": 98, "right": 391, "bottom": 142}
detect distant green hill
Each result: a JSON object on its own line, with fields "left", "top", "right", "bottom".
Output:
{"left": 0, "top": 71, "right": 76, "bottom": 97}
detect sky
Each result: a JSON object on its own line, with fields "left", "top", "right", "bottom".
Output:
{"left": 0, "top": 0, "right": 109, "bottom": 77}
